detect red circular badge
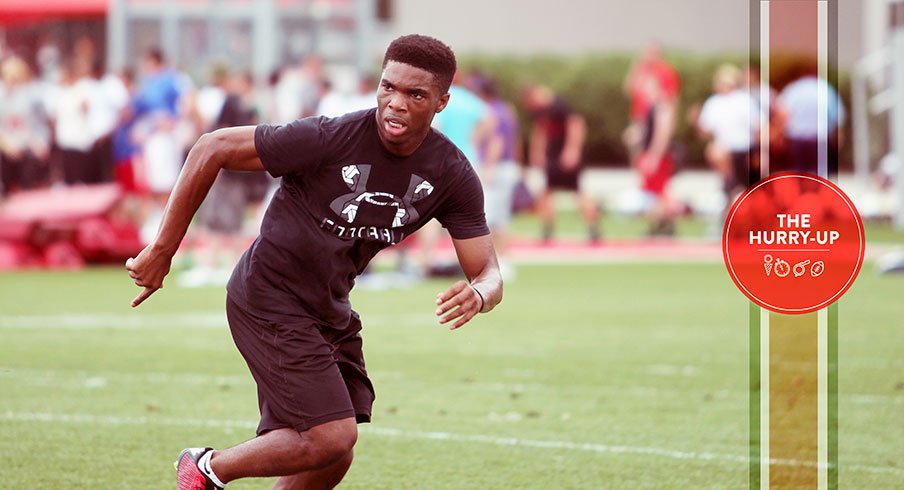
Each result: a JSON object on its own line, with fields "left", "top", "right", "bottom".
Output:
{"left": 723, "top": 172, "right": 865, "bottom": 314}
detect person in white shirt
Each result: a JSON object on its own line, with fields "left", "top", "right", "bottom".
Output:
{"left": 90, "top": 70, "right": 130, "bottom": 183}
{"left": 0, "top": 56, "right": 52, "bottom": 194}
{"left": 53, "top": 57, "right": 103, "bottom": 184}
{"left": 697, "top": 64, "right": 761, "bottom": 199}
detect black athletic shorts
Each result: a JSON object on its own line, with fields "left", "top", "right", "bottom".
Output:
{"left": 226, "top": 297, "right": 375, "bottom": 435}
{"left": 546, "top": 160, "right": 580, "bottom": 191}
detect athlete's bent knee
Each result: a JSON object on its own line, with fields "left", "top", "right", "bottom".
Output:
{"left": 305, "top": 418, "right": 358, "bottom": 469}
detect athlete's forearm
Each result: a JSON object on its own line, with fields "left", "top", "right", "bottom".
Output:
{"left": 470, "top": 267, "right": 503, "bottom": 313}
{"left": 451, "top": 236, "right": 503, "bottom": 314}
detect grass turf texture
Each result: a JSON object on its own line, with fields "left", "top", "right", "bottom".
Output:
{"left": 1, "top": 263, "right": 902, "bottom": 489}
{"left": 509, "top": 209, "right": 904, "bottom": 243}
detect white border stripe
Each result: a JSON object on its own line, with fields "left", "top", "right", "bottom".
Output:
{"left": 760, "top": 0, "right": 771, "bottom": 180}
{"left": 818, "top": 4, "right": 830, "bottom": 488}
{"left": 760, "top": 307, "right": 770, "bottom": 489}
{"left": 818, "top": 0, "right": 829, "bottom": 178}
{"left": 759, "top": 4, "right": 770, "bottom": 483}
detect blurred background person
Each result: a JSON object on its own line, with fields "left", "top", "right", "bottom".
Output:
{"left": 635, "top": 76, "right": 680, "bottom": 236}
{"left": 272, "top": 55, "right": 324, "bottom": 123}
{"left": 316, "top": 72, "right": 377, "bottom": 118}
{"left": 351, "top": 74, "right": 378, "bottom": 111}
{"left": 473, "top": 73, "right": 520, "bottom": 280}
{"left": 0, "top": 56, "right": 52, "bottom": 196}
{"left": 132, "top": 46, "right": 189, "bottom": 136}
{"left": 52, "top": 57, "right": 103, "bottom": 185}
{"left": 131, "top": 47, "right": 190, "bottom": 241}
{"left": 622, "top": 41, "right": 680, "bottom": 164}
{"left": 694, "top": 64, "right": 760, "bottom": 222}
{"left": 68, "top": 34, "right": 120, "bottom": 184}
{"left": 257, "top": 69, "right": 283, "bottom": 126}
{"left": 271, "top": 62, "right": 303, "bottom": 123}
{"left": 91, "top": 61, "right": 130, "bottom": 186}
{"left": 313, "top": 78, "right": 338, "bottom": 116}
{"left": 181, "top": 67, "right": 263, "bottom": 287}
{"left": 234, "top": 71, "right": 260, "bottom": 124}
{"left": 423, "top": 70, "right": 496, "bottom": 276}
{"left": 741, "top": 63, "right": 779, "bottom": 176}
{"left": 34, "top": 39, "right": 63, "bottom": 86}
{"left": 111, "top": 68, "right": 141, "bottom": 194}
{"left": 522, "top": 84, "right": 599, "bottom": 244}
{"left": 194, "top": 63, "right": 231, "bottom": 134}
{"left": 434, "top": 71, "right": 493, "bottom": 165}
{"left": 777, "top": 60, "right": 846, "bottom": 174}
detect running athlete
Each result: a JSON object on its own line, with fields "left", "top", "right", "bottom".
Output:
{"left": 126, "top": 34, "right": 502, "bottom": 490}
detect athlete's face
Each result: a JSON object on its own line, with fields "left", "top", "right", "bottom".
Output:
{"left": 375, "top": 61, "right": 449, "bottom": 156}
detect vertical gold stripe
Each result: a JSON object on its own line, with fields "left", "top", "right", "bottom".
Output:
{"left": 769, "top": 312, "right": 819, "bottom": 488}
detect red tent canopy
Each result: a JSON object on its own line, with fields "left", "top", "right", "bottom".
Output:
{"left": 0, "top": 0, "right": 108, "bottom": 24}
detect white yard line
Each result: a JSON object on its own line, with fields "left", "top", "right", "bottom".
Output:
{"left": 0, "top": 411, "right": 901, "bottom": 476}
{"left": 2, "top": 367, "right": 901, "bottom": 405}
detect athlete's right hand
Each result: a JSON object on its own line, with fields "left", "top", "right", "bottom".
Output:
{"left": 126, "top": 243, "right": 173, "bottom": 308}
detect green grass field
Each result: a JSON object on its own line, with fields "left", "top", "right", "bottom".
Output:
{"left": 1, "top": 259, "right": 902, "bottom": 489}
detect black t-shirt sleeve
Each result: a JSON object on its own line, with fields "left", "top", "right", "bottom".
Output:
{"left": 254, "top": 117, "right": 328, "bottom": 178}
{"left": 436, "top": 162, "right": 490, "bottom": 240}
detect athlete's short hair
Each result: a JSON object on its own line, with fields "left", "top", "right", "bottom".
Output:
{"left": 382, "top": 34, "right": 456, "bottom": 94}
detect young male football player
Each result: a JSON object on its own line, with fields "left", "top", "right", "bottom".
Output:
{"left": 126, "top": 34, "right": 502, "bottom": 489}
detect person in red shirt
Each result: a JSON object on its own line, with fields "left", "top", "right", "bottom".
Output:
{"left": 622, "top": 41, "right": 680, "bottom": 163}
{"left": 634, "top": 73, "right": 680, "bottom": 236}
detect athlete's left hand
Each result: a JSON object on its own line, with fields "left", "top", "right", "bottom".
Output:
{"left": 435, "top": 280, "right": 483, "bottom": 330}
{"left": 125, "top": 242, "right": 173, "bottom": 307}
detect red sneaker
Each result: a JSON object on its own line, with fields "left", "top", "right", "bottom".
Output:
{"left": 175, "top": 447, "right": 223, "bottom": 490}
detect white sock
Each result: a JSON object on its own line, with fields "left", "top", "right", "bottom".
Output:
{"left": 197, "top": 450, "right": 227, "bottom": 488}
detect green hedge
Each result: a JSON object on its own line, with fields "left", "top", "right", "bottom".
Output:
{"left": 458, "top": 52, "right": 851, "bottom": 169}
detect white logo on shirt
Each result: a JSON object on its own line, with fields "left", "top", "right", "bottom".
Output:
{"left": 329, "top": 164, "right": 434, "bottom": 229}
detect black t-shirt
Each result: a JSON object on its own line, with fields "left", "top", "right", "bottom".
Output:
{"left": 532, "top": 98, "right": 573, "bottom": 164}
{"left": 226, "top": 109, "right": 489, "bottom": 327}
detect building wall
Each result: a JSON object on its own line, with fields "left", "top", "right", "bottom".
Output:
{"left": 378, "top": 0, "right": 863, "bottom": 66}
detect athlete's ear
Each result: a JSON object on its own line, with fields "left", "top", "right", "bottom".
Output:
{"left": 435, "top": 92, "right": 450, "bottom": 114}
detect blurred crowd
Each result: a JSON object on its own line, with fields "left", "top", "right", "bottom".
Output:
{"left": 0, "top": 37, "right": 848, "bottom": 277}
{"left": 0, "top": 38, "right": 358, "bottom": 199}
{"left": 626, "top": 42, "right": 846, "bottom": 237}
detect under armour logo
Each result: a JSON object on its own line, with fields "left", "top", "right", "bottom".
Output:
{"left": 414, "top": 180, "right": 434, "bottom": 197}
{"left": 329, "top": 164, "right": 434, "bottom": 228}
{"left": 341, "top": 165, "right": 360, "bottom": 185}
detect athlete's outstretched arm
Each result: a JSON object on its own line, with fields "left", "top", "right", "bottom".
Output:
{"left": 126, "top": 126, "right": 263, "bottom": 307}
{"left": 435, "top": 234, "right": 503, "bottom": 330}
